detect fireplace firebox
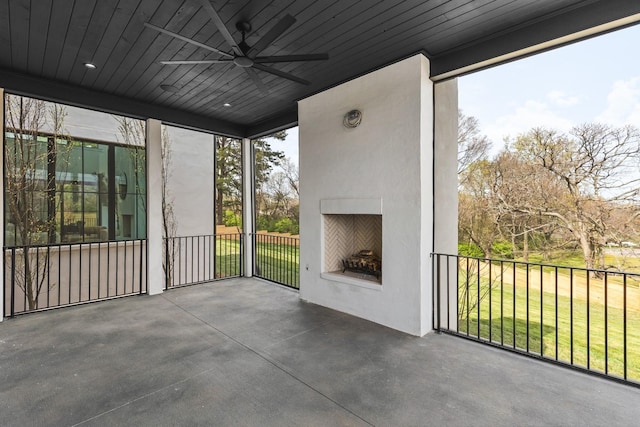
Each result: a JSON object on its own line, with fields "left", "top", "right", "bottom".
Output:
{"left": 323, "top": 213, "right": 382, "bottom": 284}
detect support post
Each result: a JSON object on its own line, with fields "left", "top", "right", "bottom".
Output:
{"left": 0, "top": 87, "right": 4, "bottom": 321}
{"left": 242, "top": 137, "right": 254, "bottom": 277}
{"left": 146, "top": 119, "right": 164, "bottom": 295}
{"left": 434, "top": 79, "right": 459, "bottom": 330}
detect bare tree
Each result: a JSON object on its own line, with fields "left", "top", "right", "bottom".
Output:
{"left": 114, "top": 117, "right": 176, "bottom": 282}
{"left": 509, "top": 124, "right": 640, "bottom": 271}
{"left": 458, "top": 159, "right": 501, "bottom": 257}
{"left": 160, "top": 127, "right": 177, "bottom": 283}
{"left": 457, "top": 258, "right": 501, "bottom": 321}
{"left": 115, "top": 117, "right": 146, "bottom": 212}
{"left": 491, "top": 149, "right": 563, "bottom": 261}
{"left": 456, "top": 112, "right": 497, "bottom": 256}
{"left": 280, "top": 157, "right": 299, "bottom": 198}
{"left": 458, "top": 110, "right": 491, "bottom": 182}
{"left": 255, "top": 156, "right": 300, "bottom": 234}
{"left": 4, "top": 95, "right": 71, "bottom": 309}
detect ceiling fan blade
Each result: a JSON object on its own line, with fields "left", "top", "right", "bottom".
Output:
{"left": 199, "top": 0, "right": 243, "bottom": 56}
{"left": 254, "top": 53, "right": 329, "bottom": 63}
{"left": 160, "top": 60, "right": 231, "bottom": 65}
{"left": 244, "top": 68, "right": 269, "bottom": 94}
{"left": 144, "top": 22, "right": 233, "bottom": 58}
{"left": 252, "top": 63, "right": 310, "bottom": 85}
{"left": 248, "top": 14, "right": 296, "bottom": 56}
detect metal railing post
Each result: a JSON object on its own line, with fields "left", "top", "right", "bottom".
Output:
{"left": 164, "top": 237, "right": 170, "bottom": 290}
{"left": 436, "top": 254, "right": 441, "bottom": 333}
{"left": 10, "top": 247, "right": 15, "bottom": 317}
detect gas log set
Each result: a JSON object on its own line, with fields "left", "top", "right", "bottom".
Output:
{"left": 342, "top": 250, "right": 381, "bottom": 279}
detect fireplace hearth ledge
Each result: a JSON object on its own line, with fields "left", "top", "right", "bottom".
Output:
{"left": 320, "top": 272, "right": 383, "bottom": 291}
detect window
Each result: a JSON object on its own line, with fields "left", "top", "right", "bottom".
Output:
{"left": 4, "top": 95, "right": 146, "bottom": 246}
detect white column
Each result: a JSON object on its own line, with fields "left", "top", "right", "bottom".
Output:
{"left": 0, "top": 87, "right": 4, "bottom": 321}
{"left": 434, "top": 79, "right": 459, "bottom": 330}
{"left": 146, "top": 119, "right": 164, "bottom": 295}
{"left": 242, "top": 137, "right": 254, "bottom": 277}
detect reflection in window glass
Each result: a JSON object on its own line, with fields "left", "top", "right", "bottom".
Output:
{"left": 4, "top": 94, "right": 146, "bottom": 246}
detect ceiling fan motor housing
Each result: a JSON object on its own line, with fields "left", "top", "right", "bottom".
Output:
{"left": 234, "top": 56, "right": 254, "bottom": 67}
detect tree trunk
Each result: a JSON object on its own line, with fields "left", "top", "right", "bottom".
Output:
{"left": 482, "top": 244, "right": 492, "bottom": 259}
{"left": 523, "top": 229, "right": 529, "bottom": 262}
{"left": 23, "top": 250, "right": 37, "bottom": 310}
{"left": 215, "top": 191, "right": 224, "bottom": 226}
{"left": 577, "top": 232, "right": 596, "bottom": 273}
{"left": 47, "top": 137, "right": 57, "bottom": 243}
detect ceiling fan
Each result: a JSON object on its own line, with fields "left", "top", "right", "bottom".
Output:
{"left": 144, "top": 0, "right": 329, "bottom": 94}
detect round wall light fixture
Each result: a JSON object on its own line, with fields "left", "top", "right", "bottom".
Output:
{"left": 343, "top": 109, "right": 362, "bottom": 128}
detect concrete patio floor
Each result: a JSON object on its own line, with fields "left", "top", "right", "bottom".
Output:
{"left": 1, "top": 278, "right": 639, "bottom": 426}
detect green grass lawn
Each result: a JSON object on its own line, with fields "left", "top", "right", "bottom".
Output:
{"left": 517, "top": 249, "right": 640, "bottom": 276}
{"left": 215, "top": 237, "right": 243, "bottom": 278}
{"left": 521, "top": 250, "right": 587, "bottom": 268}
{"left": 210, "top": 237, "right": 300, "bottom": 288}
{"left": 254, "top": 240, "right": 300, "bottom": 288}
{"left": 457, "top": 273, "right": 640, "bottom": 382}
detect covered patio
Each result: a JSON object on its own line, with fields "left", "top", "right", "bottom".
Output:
{"left": 1, "top": 278, "right": 638, "bottom": 426}
{"left": 3, "top": 2, "right": 640, "bottom": 423}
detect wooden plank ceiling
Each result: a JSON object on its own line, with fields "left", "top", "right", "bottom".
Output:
{"left": 0, "top": 0, "right": 638, "bottom": 138}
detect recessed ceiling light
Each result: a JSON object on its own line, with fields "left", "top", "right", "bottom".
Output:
{"left": 223, "top": 103, "right": 231, "bottom": 107}
{"left": 84, "top": 62, "right": 96, "bottom": 69}
{"left": 160, "top": 84, "right": 179, "bottom": 93}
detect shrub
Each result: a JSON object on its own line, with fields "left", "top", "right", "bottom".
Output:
{"left": 458, "top": 242, "right": 484, "bottom": 257}
{"left": 224, "top": 210, "right": 242, "bottom": 227}
{"left": 492, "top": 241, "right": 514, "bottom": 259}
{"left": 256, "top": 215, "right": 299, "bottom": 234}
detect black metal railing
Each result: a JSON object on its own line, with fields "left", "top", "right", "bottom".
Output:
{"left": 163, "top": 233, "right": 243, "bottom": 289}
{"left": 4, "top": 240, "right": 147, "bottom": 317}
{"left": 254, "top": 233, "right": 300, "bottom": 289}
{"left": 432, "top": 253, "right": 640, "bottom": 387}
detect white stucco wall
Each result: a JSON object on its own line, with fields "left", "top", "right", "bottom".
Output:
{"left": 45, "top": 105, "right": 139, "bottom": 144}
{"left": 298, "top": 54, "right": 434, "bottom": 336}
{"left": 434, "top": 79, "right": 460, "bottom": 329}
{"left": 0, "top": 88, "right": 4, "bottom": 320}
{"left": 63, "top": 112, "right": 216, "bottom": 237}
{"left": 163, "top": 126, "right": 215, "bottom": 237}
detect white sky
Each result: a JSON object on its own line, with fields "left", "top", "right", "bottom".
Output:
{"left": 265, "top": 127, "right": 299, "bottom": 166}
{"left": 268, "top": 23, "right": 640, "bottom": 163}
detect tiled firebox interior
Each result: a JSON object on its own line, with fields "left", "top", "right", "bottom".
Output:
{"left": 324, "top": 214, "right": 382, "bottom": 281}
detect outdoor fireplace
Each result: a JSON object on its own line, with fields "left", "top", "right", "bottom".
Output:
{"left": 323, "top": 213, "right": 382, "bottom": 284}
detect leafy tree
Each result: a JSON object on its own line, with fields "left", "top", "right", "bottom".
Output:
{"left": 215, "top": 136, "right": 242, "bottom": 226}
{"left": 215, "top": 132, "right": 286, "bottom": 226}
